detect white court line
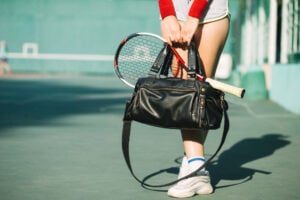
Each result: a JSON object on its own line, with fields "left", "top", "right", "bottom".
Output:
{"left": 7, "top": 53, "right": 156, "bottom": 62}
{"left": 7, "top": 52, "right": 114, "bottom": 61}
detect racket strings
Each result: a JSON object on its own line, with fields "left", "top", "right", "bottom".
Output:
{"left": 117, "top": 36, "right": 165, "bottom": 86}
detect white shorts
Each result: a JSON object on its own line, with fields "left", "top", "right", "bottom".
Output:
{"left": 173, "top": 0, "right": 230, "bottom": 23}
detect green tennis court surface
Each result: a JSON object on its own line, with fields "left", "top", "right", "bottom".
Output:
{"left": 0, "top": 74, "right": 299, "bottom": 200}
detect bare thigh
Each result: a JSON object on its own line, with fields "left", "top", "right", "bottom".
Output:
{"left": 195, "top": 17, "right": 230, "bottom": 78}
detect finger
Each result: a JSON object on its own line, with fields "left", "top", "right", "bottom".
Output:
{"left": 185, "top": 36, "right": 191, "bottom": 46}
{"left": 172, "top": 32, "right": 181, "bottom": 43}
{"left": 166, "top": 37, "right": 172, "bottom": 46}
{"left": 180, "top": 32, "right": 190, "bottom": 47}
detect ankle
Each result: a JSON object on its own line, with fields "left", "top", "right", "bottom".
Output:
{"left": 188, "top": 156, "right": 206, "bottom": 172}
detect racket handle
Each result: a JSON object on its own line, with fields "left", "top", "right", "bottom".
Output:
{"left": 206, "top": 78, "right": 245, "bottom": 98}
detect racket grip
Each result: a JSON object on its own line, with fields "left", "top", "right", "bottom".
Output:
{"left": 206, "top": 78, "right": 246, "bottom": 98}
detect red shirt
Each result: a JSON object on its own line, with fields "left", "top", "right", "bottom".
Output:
{"left": 158, "top": 0, "right": 208, "bottom": 19}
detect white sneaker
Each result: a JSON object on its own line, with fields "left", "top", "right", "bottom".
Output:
{"left": 168, "top": 157, "right": 213, "bottom": 198}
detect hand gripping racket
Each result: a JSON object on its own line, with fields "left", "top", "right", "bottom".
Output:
{"left": 114, "top": 32, "right": 245, "bottom": 98}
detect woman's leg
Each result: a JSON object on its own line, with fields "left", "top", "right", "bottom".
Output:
{"left": 167, "top": 17, "right": 229, "bottom": 198}
{"left": 182, "top": 16, "right": 230, "bottom": 162}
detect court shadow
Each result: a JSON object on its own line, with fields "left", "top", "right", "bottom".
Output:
{"left": 0, "top": 77, "right": 131, "bottom": 131}
{"left": 140, "top": 133, "right": 290, "bottom": 191}
{"left": 207, "top": 133, "right": 290, "bottom": 189}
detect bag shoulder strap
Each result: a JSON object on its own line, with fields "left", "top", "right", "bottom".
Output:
{"left": 121, "top": 108, "right": 229, "bottom": 188}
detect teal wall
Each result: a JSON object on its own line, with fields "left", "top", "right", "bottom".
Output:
{"left": 0, "top": 0, "right": 160, "bottom": 55}
{"left": 0, "top": 0, "right": 161, "bottom": 73}
{"left": 270, "top": 64, "right": 300, "bottom": 114}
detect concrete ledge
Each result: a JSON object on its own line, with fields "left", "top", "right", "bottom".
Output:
{"left": 270, "top": 64, "right": 300, "bottom": 114}
{"left": 229, "top": 66, "right": 268, "bottom": 100}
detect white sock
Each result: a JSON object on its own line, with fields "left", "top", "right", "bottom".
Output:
{"left": 188, "top": 156, "right": 206, "bottom": 172}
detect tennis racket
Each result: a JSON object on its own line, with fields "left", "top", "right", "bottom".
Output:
{"left": 114, "top": 32, "right": 245, "bottom": 98}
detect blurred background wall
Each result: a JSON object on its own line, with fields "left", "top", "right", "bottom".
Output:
{"left": 228, "top": 0, "right": 299, "bottom": 113}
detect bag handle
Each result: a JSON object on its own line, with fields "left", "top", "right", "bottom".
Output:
{"left": 187, "top": 40, "right": 206, "bottom": 77}
{"left": 150, "top": 41, "right": 204, "bottom": 78}
{"left": 121, "top": 107, "right": 229, "bottom": 188}
{"left": 150, "top": 44, "right": 173, "bottom": 77}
